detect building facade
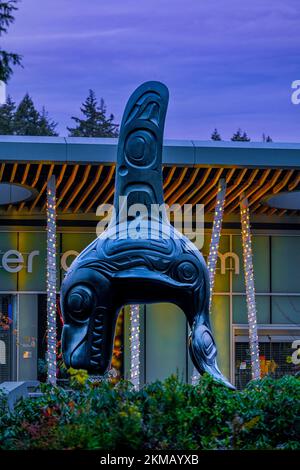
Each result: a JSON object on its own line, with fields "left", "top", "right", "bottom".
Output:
{"left": 0, "top": 136, "right": 300, "bottom": 387}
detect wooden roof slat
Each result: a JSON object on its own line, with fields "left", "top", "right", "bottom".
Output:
{"left": 272, "top": 170, "right": 294, "bottom": 194}
{"left": 258, "top": 170, "right": 294, "bottom": 215}
{"left": 0, "top": 163, "right": 4, "bottom": 181}
{"left": 164, "top": 168, "right": 188, "bottom": 202}
{"left": 223, "top": 169, "right": 251, "bottom": 209}
{"left": 18, "top": 164, "right": 43, "bottom": 212}
{"left": 168, "top": 168, "right": 200, "bottom": 207}
{"left": 289, "top": 210, "right": 298, "bottom": 216}
{"left": 205, "top": 168, "right": 236, "bottom": 212}
{"left": 56, "top": 165, "right": 79, "bottom": 208}
{"left": 187, "top": 168, "right": 224, "bottom": 208}
{"left": 29, "top": 164, "right": 55, "bottom": 212}
{"left": 250, "top": 169, "right": 283, "bottom": 212}
{"left": 21, "top": 163, "right": 31, "bottom": 184}
{"left": 225, "top": 168, "right": 236, "bottom": 184}
{"left": 101, "top": 184, "right": 115, "bottom": 205}
{"left": 205, "top": 168, "right": 246, "bottom": 212}
{"left": 226, "top": 169, "right": 260, "bottom": 214}
{"left": 277, "top": 209, "right": 287, "bottom": 217}
{"left": 84, "top": 166, "right": 115, "bottom": 213}
{"left": 163, "top": 167, "right": 176, "bottom": 190}
{"left": 288, "top": 172, "right": 300, "bottom": 191}
{"left": 73, "top": 165, "right": 103, "bottom": 213}
{"left": 0, "top": 161, "right": 297, "bottom": 216}
{"left": 7, "top": 163, "right": 31, "bottom": 212}
{"left": 267, "top": 207, "right": 279, "bottom": 216}
{"left": 178, "top": 168, "right": 212, "bottom": 206}
{"left": 41, "top": 164, "right": 67, "bottom": 211}
{"left": 62, "top": 165, "right": 91, "bottom": 213}
{"left": 203, "top": 168, "right": 236, "bottom": 209}
{"left": 226, "top": 169, "right": 271, "bottom": 214}
{"left": 9, "top": 163, "right": 18, "bottom": 182}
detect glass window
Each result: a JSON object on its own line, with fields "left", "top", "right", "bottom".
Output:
{"left": 271, "top": 296, "right": 300, "bottom": 324}
{"left": 18, "top": 232, "right": 47, "bottom": 291}
{"left": 210, "top": 295, "right": 230, "bottom": 379}
{"left": 0, "top": 295, "right": 13, "bottom": 382}
{"left": 233, "top": 295, "right": 270, "bottom": 324}
{"left": 0, "top": 233, "right": 18, "bottom": 291}
{"left": 202, "top": 233, "right": 230, "bottom": 293}
{"left": 145, "top": 303, "right": 187, "bottom": 383}
{"left": 18, "top": 295, "right": 38, "bottom": 381}
{"left": 235, "top": 340, "right": 299, "bottom": 390}
{"left": 271, "top": 236, "right": 300, "bottom": 293}
{"left": 232, "top": 235, "right": 270, "bottom": 293}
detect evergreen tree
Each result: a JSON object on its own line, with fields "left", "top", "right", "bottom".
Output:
{"left": 0, "top": 1, "right": 22, "bottom": 82}
{"left": 211, "top": 128, "right": 221, "bottom": 141}
{"left": 38, "top": 107, "right": 58, "bottom": 136}
{"left": 68, "top": 90, "right": 119, "bottom": 137}
{"left": 262, "top": 133, "right": 273, "bottom": 143}
{"left": 14, "top": 93, "right": 58, "bottom": 136}
{"left": 231, "top": 128, "right": 250, "bottom": 142}
{"left": 0, "top": 94, "right": 15, "bottom": 133}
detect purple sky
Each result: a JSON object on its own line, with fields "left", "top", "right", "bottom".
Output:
{"left": 2, "top": 0, "right": 300, "bottom": 141}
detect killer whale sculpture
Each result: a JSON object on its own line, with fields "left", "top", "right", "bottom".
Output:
{"left": 61, "top": 81, "right": 234, "bottom": 389}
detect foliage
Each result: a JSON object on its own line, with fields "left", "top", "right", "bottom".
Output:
{"left": 262, "top": 133, "right": 273, "bottom": 143}
{"left": 0, "top": 94, "right": 15, "bottom": 133}
{"left": 13, "top": 93, "right": 58, "bottom": 135}
{"left": 231, "top": 128, "right": 251, "bottom": 142}
{"left": 0, "top": 374, "right": 299, "bottom": 450}
{"left": 211, "top": 128, "right": 221, "bottom": 141}
{"left": 68, "top": 89, "right": 119, "bottom": 137}
{"left": 68, "top": 367, "right": 89, "bottom": 388}
{"left": 0, "top": 93, "right": 58, "bottom": 135}
{"left": 0, "top": 1, "right": 22, "bottom": 82}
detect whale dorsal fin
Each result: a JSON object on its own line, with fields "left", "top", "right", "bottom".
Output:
{"left": 113, "top": 81, "right": 169, "bottom": 220}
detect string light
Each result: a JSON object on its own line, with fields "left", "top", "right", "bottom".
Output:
{"left": 130, "top": 304, "right": 140, "bottom": 390}
{"left": 207, "top": 178, "right": 227, "bottom": 308}
{"left": 240, "top": 194, "right": 261, "bottom": 380}
{"left": 192, "top": 179, "right": 227, "bottom": 385}
{"left": 47, "top": 175, "right": 57, "bottom": 386}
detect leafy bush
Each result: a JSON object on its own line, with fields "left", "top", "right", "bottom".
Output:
{"left": 0, "top": 374, "right": 299, "bottom": 450}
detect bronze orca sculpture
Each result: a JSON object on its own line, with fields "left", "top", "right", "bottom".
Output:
{"left": 61, "top": 81, "right": 234, "bottom": 389}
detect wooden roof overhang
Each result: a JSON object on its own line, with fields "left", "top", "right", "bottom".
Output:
{"left": 0, "top": 136, "right": 300, "bottom": 217}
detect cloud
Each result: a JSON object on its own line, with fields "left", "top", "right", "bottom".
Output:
{"left": 3, "top": 0, "right": 300, "bottom": 140}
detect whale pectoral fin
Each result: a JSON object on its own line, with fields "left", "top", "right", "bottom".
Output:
{"left": 189, "top": 319, "right": 235, "bottom": 390}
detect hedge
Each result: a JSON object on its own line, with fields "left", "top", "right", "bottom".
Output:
{"left": 0, "top": 374, "right": 299, "bottom": 450}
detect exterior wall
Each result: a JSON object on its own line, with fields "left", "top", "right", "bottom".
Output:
{"left": 0, "top": 227, "right": 300, "bottom": 385}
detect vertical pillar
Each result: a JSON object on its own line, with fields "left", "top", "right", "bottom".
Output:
{"left": 207, "top": 178, "right": 227, "bottom": 308}
{"left": 192, "top": 179, "right": 227, "bottom": 384}
{"left": 130, "top": 304, "right": 140, "bottom": 389}
{"left": 46, "top": 175, "right": 57, "bottom": 385}
{"left": 240, "top": 195, "right": 261, "bottom": 380}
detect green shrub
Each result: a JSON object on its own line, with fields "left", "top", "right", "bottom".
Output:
{"left": 0, "top": 374, "right": 299, "bottom": 450}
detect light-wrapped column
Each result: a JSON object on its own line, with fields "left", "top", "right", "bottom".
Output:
{"left": 207, "top": 178, "right": 227, "bottom": 307}
{"left": 47, "top": 175, "right": 57, "bottom": 385}
{"left": 130, "top": 304, "right": 140, "bottom": 389}
{"left": 192, "top": 179, "right": 227, "bottom": 385}
{"left": 240, "top": 195, "right": 261, "bottom": 380}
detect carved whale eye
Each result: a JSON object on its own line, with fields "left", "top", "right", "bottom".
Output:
{"left": 126, "top": 135, "right": 145, "bottom": 162}
{"left": 176, "top": 260, "right": 199, "bottom": 283}
{"left": 125, "top": 130, "right": 157, "bottom": 168}
{"left": 67, "top": 285, "right": 94, "bottom": 322}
